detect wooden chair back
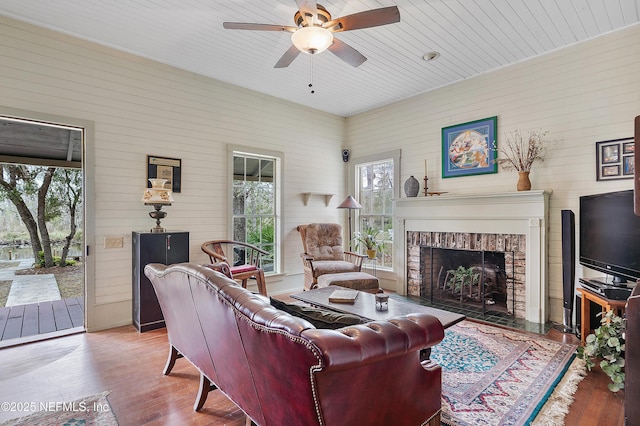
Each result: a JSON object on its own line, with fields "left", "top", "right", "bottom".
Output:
{"left": 200, "top": 240, "right": 268, "bottom": 295}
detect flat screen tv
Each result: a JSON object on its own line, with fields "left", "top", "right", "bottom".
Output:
{"left": 579, "top": 189, "right": 640, "bottom": 284}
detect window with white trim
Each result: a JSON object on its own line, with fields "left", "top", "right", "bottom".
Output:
{"left": 232, "top": 151, "right": 281, "bottom": 274}
{"left": 355, "top": 156, "right": 395, "bottom": 269}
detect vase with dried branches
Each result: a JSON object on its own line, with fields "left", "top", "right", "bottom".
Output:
{"left": 494, "top": 129, "right": 559, "bottom": 191}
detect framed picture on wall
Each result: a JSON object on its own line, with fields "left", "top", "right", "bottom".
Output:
{"left": 147, "top": 155, "right": 182, "bottom": 192}
{"left": 596, "top": 138, "right": 634, "bottom": 181}
{"left": 442, "top": 116, "right": 497, "bottom": 178}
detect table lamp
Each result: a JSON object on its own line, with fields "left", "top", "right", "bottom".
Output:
{"left": 142, "top": 178, "right": 174, "bottom": 232}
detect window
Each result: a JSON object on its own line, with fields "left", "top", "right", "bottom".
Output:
{"left": 354, "top": 153, "right": 397, "bottom": 269}
{"left": 231, "top": 150, "right": 281, "bottom": 274}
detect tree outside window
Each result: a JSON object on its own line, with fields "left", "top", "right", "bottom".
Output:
{"left": 232, "top": 153, "right": 278, "bottom": 273}
{"left": 0, "top": 164, "right": 82, "bottom": 268}
{"left": 356, "top": 159, "right": 394, "bottom": 269}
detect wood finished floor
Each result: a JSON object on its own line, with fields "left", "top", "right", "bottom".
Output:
{"left": 0, "top": 323, "right": 625, "bottom": 425}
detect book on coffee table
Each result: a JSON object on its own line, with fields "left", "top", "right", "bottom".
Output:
{"left": 328, "top": 289, "right": 359, "bottom": 304}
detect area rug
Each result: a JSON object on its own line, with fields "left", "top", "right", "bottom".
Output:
{"left": 0, "top": 391, "right": 118, "bottom": 426}
{"left": 431, "top": 321, "right": 585, "bottom": 426}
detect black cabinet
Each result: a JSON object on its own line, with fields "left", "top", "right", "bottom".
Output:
{"left": 132, "top": 231, "right": 189, "bottom": 332}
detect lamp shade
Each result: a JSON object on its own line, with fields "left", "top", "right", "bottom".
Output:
{"left": 337, "top": 195, "right": 362, "bottom": 210}
{"left": 142, "top": 178, "right": 174, "bottom": 205}
{"left": 291, "top": 26, "right": 334, "bottom": 54}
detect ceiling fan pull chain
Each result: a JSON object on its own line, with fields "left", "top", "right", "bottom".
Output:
{"left": 309, "top": 55, "right": 315, "bottom": 94}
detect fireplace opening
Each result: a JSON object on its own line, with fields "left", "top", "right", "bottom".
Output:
{"left": 421, "top": 247, "right": 515, "bottom": 316}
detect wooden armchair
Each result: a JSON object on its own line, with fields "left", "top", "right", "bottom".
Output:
{"left": 297, "top": 223, "right": 366, "bottom": 291}
{"left": 200, "top": 240, "right": 268, "bottom": 296}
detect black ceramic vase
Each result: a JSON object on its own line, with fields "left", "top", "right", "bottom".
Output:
{"left": 404, "top": 175, "right": 420, "bottom": 197}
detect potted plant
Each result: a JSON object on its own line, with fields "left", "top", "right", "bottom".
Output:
{"left": 493, "top": 128, "right": 559, "bottom": 191}
{"left": 576, "top": 310, "right": 626, "bottom": 392}
{"left": 353, "top": 227, "right": 384, "bottom": 259}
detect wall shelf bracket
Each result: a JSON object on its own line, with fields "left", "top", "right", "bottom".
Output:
{"left": 302, "top": 192, "right": 335, "bottom": 206}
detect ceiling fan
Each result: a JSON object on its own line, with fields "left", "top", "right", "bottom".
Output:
{"left": 223, "top": 1, "right": 401, "bottom": 68}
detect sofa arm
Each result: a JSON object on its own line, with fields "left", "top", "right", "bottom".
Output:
{"left": 301, "top": 313, "right": 444, "bottom": 370}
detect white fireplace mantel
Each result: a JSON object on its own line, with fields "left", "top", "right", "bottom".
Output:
{"left": 394, "top": 190, "right": 551, "bottom": 324}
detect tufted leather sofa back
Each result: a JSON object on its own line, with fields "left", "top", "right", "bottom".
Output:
{"left": 145, "top": 262, "right": 445, "bottom": 426}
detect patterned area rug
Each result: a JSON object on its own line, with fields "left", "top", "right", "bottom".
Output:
{"left": 431, "top": 321, "right": 585, "bottom": 426}
{"left": 0, "top": 391, "right": 118, "bottom": 426}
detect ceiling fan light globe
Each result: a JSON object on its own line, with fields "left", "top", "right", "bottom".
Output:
{"left": 291, "top": 26, "right": 333, "bottom": 54}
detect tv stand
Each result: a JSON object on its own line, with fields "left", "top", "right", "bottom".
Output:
{"left": 576, "top": 286, "right": 627, "bottom": 344}
{"left": 578, "top": 277, "right": 633, "bottom": 300}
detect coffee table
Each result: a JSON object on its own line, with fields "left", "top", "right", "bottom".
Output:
{"left": 291, "top": 285, "right": 465, "bottom": 329}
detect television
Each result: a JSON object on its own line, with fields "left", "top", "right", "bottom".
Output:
{"left": 579, "top": 189, "right": 640, "bottom": 284}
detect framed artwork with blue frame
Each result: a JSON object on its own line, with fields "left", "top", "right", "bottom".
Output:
{"left": 442, "top": 116, "right": 497, "bottom": 178}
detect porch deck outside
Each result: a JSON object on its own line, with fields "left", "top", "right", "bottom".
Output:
{"left": 0, "top": 259, "right": 84, "bottom": 346}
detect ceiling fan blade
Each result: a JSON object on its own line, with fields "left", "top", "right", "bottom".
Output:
{"left": 325, "top": 6, "right": 400, "bottom": 32}
{"left": 328, "top": 38, "right": 367, "bottom": 67}
{"left": 223, "top": 22, "right": 296, "bottom": 32}
{"left": 295, "top": 0, "right": 318, "bottom": 26}
{"left": 274, "top": 45, "right": 301, "bottom": 68}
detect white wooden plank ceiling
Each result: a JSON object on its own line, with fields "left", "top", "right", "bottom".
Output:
{"left": 0, "top": 0, "right": 638, "bottom": 117}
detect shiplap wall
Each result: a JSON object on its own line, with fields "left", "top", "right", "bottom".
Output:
{"left": 346, "top": 23, "right": 640, "bottom": 323}
{"left": 1, "top": 15, "right": 639, "bottom": 329}
{"left": 0, "top": 16, "right": 346, "bottom": 331}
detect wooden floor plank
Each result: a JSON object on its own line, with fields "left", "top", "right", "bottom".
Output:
{"left": 38, "top": 301, "right": 56, "bottom": 334}
{"left": 2, "top": 305, "right": 24, "bottom": 340}
{"left": 65, "top": 298, "right": 84, "bottom": 327}
{"left": 51, "top": 299, "right": 73, "bottom": 330}
{"left": 0, "top": 306, "right": 9, "bottom": 338}
{"left": 20, "top": 303, "right": 39, "bottom": 337}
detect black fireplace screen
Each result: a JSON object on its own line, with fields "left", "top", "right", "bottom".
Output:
{"left": 421, "top": 246, "right": 515, "bottom": 316}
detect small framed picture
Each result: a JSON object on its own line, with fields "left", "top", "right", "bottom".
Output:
{"left": 624, "top": 156, "right": 635, "bottom": 176}
{"left": 602, "top": 165, "right": 620, "bottom": 177}
{"left": 602, "top": 145, "right": 619, "bottom": 163}
{"left": 147, "top": 155, "right": 182, "bottom": 192}
{"left": 596, "top": 138, "right": 633, "bottom": 181}
{"left": 623, "top": 141, "right": 635, "bottom": 154}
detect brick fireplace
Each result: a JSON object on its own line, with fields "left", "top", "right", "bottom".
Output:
{"left": 393, "top": 190, "right": 551, "bottom": 324}
{"left": 407, "top": 231, "right": 525, "bottom": 318}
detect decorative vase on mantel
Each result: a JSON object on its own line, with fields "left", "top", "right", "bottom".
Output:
{"left": 404, "top": 175, "right": 420, "bottom": 197}
{"left": 517, "top": 171, "right": 532, "bottom": 191}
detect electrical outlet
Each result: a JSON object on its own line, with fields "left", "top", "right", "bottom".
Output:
{"left": 105, "top": 236, "right": 123, "bottom": 249}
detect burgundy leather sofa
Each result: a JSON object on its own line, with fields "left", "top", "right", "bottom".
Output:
{"left": 144, "top": 262, "right": 445, "bottom": 426}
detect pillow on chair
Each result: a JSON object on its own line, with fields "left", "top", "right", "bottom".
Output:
{"left": 270, "top": 298, "right": 366, "bottom": 330}
{"left": 305, "top": 223, "right": 344, "bottom": 261}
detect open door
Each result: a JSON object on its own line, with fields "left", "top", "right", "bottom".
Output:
{"left": 0, "top": 114, "right": 86, "bottom": 344}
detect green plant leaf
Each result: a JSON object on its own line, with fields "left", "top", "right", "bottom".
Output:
{"left": 578, "top": 310, "right": 626, "bottom": 393}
